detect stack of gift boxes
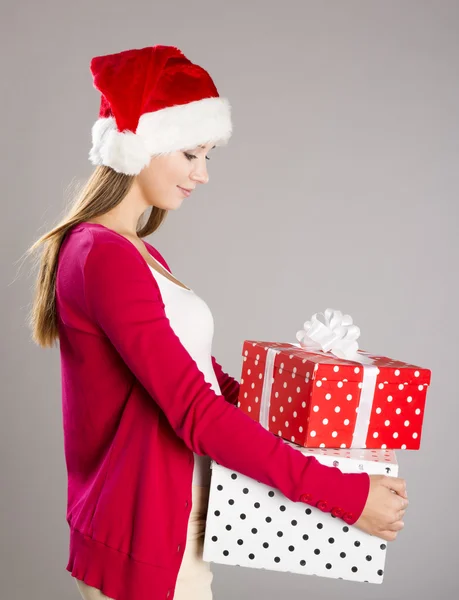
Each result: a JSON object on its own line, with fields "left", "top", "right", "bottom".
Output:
{"left": 203, "top": 310, "right": 431, "bottom": 584}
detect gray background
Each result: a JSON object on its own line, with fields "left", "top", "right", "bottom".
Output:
{"left": 2, "top": 0, "right": 458, "bottom": 598}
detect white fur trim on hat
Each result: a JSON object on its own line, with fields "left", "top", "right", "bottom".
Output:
{"left": 89, "top": 96, "right": 232, "bottom": 175}
{"left": 89, "top": 118, "right": 151, "bottom": 175}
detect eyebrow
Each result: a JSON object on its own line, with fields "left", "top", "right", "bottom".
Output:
{"left": 198, "top": 145, "right": 216, "bottom": 150}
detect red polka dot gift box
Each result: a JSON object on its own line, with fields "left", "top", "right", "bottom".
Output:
{"left": 203, "top": 444, "right": 398, "bottom": 584}
{"left": 237, "top": 310, "right": 431, "bottom": 450}
{"left": 237, "top": 339, "right": 430, "bottom": 450}
{"left": 236, "top": 307, "right": 431, "bottom": 450}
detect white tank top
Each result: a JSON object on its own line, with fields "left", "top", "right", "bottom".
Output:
{"left": 146, "top": 260, "right": 220, "bottom": 487}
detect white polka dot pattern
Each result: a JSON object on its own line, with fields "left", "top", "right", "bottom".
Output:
{"left": 237, "top": 341, "right": 431, "bottom": 450}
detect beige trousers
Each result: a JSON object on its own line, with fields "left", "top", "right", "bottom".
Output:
{"left": 75, "top": 484, "right": 213, "bottom": 600}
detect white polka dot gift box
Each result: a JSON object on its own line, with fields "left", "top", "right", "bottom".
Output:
{"left": 237, "top": 309, "right": 431, "bottom": 450}
{"left": 203, "top": 444, "right": 398, "bottom": 584}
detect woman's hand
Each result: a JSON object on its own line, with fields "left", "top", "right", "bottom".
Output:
{"left": 353, "top": 475, "right": 408, "bottom": 542}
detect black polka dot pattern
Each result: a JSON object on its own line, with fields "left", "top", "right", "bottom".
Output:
{"left": 203, "top": 460, "right": 393, "bottom": 583}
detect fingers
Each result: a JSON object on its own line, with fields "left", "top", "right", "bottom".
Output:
{"left": 398, "top": 496, "right": 409, "bottom": 511}
{"left": 390, "top": 497, "right": 408, "bottom": 523}
{"left": 396, "top": 508, "right": 406, "bottom": 521}
{"left": 384, "top": 476, "right": 408, "bottom": 498}
{"left": 379, "top": 514, "right": 406, "bottom": 541}
{"left": 386, "top": 519, "right": 405, "bottom": 532}
{"left": 397, "top": 497, "right": 409, "bottom": 516}
{"left": 379, "top": 529, "right": 398, "bottom": 542}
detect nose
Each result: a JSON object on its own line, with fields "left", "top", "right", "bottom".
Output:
{"left": 190, "top": 162, "right": 209, "bottom": 185}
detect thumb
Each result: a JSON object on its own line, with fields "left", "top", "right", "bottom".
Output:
{"left": 382, "top": 476, "right": 407, "bottom": 498}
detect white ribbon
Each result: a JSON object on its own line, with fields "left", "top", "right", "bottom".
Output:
{"left": 259, "top": 346, "right": 295, "bottom": 430}
{"left": 259, "top": 309, "right": 380, "bottom": 447}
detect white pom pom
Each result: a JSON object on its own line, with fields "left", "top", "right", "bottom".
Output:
{"left": 89, "top": 117, "right": 151, "bottom": 175}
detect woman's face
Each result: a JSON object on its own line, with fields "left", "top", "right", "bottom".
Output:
{"left": 136, "top": 142, "right": 215, "bottom": 210}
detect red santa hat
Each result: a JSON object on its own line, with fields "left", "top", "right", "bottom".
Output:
{"left": 88, "top": 45, "right": 233, "bottom": 175}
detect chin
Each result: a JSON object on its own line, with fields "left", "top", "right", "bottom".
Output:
{"left": 148, "top": 198, "right": 178, "bottom": 211}
{"left": 160, "top": 201, "right": 182, "bottom": 211}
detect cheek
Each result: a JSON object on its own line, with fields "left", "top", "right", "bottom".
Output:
{"left": 154, "top": 167, "right": 184, "bottom": 199}
{"left": 147, "top": 162, "right": 172, "bottom": 190}
{"left": 172, "top": 156, "right": 188, "bottom": 174}
{"left": 139, "top": 154, "right": 188, "bottom": 196}
{"left": 166, "top": 162, "right": 190, "bottom": 188}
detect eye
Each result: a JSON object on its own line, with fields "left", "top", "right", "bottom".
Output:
{"left": 184, "top": 152, "right": 211, "bottom": 161}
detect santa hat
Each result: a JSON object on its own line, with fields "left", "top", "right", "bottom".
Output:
{"left": 88, "top": 45, "right": 233, "bottom": 175}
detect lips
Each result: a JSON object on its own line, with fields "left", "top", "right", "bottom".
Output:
{"left": 178, "top": 186, "right": 193, "bottom": 197}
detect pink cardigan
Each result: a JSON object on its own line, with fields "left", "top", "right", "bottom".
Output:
{"left": 56, "top": 222, "right": 370, "bottom": 600}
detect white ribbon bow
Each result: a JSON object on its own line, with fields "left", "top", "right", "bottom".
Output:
{"left": 295, "top": 308, "right": 361, "bottom": 360}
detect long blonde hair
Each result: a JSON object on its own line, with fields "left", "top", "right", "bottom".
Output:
{"left": 25, "top": 165, "right": 168, "bottom": 349}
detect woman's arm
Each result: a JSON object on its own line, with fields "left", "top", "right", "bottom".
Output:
{"left": 83, "top": 233, "right": 370, "bottom": 525}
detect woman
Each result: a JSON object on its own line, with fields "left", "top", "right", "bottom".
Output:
{"left": 26, "top": 45, "right": 407, "bottom": 600}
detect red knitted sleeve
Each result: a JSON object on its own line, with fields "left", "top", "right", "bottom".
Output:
{"left": 83, "top": 234, "right": 370, "bottom": 525}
